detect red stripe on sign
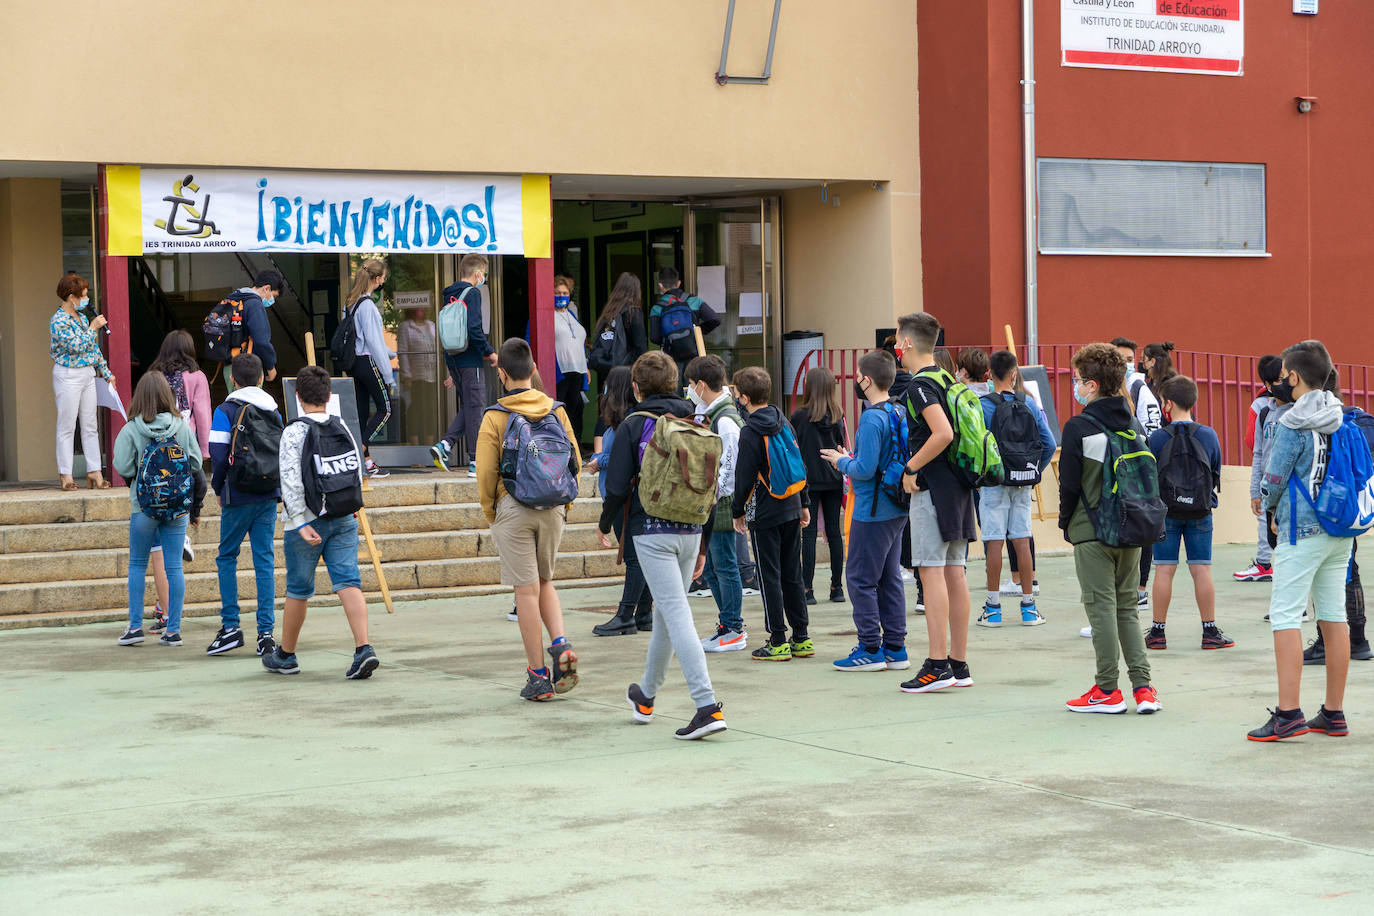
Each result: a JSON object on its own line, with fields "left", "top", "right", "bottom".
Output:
{"left": 1064, "top": 50, "right": 1241, "bottom": 72}
{"left": 1155, "top": 0, "right": 1241, "bottom": 20}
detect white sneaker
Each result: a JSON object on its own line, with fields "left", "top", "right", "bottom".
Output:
{"left": 1079, "top": 625, "right": 1093, "bottom": 638}
{"left": 1136, "top": 592, "right": 1149, "bottom": 609}
{"left": 701, "top": 626, "right": 748, "bottom": 652}
{"left": 901, "top": 569, "right": 916, "bottom": 582}
{"left": 1000, "top": 578, "right": 1040, "bottom": 596}
{"left": 182, "top": 540, "right": 195, "bottom": 564}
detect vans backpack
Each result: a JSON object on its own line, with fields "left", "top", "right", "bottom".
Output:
{"left": 1082, "top": 414, "right": 1166, "bottom": 548}
{"left": 1155, "top": 423, "right": 1214, "bottom": 519}
{"left": 658, "top": 295, "right": 699, "bottom": 361}
{"left": 1288, "top": 412, "right": 1374, "bottom": 543}
{"left": 761, "top": 422, "right": 808, "bottom": 500}
{"left": 983, "top": 392, "right": 1042, "bottom": 487}
{"left": 295, "top": 417, "right": 365, "bottom": 520}
{"left": 873, "top": 401, "right": 912, "bottom": 516}
{"left": 136, "top": 433, "right": 196, "bottom": 522}
{"left": 228, "top": 403, "right": 284, "bottom": 495}
{"left": 631, "top": 411, "right": 721, "bottom": 525}
{"left": 203, "top": 296, "right": 247, "bottom": 363}
{"left": 329, "top": 298, "right": 364, "bottom": 374}
{"left": 588, "top": 315, "right": 630, "bottom": 375}
{"left": 490, "top": 403, "right": 580, "bottom": 509}
{"left": 438, "top": 287, "right": 474, "bottom": 355}
{"left": 912, "top": 367, "right": 1003, "bottom": 489}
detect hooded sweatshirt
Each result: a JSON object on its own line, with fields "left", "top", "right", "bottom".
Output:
{"left": 598, "top": 393, "right": 695, "bottom": 537}
{"left": 226, "top": 288, "right": 277, "bottom": 373}
{"left": 1058, "top": 394, "right": 1140, "bottom": 545}
{"left": 209, "top": 386, "right": 283, "bottom": 506}
{"left": 1261, "top": 389, "right": 1345, "bottom": 540}
{"left": 113, "top": 411, "right": 205, "bottom": 516}
{"left": 476, "top": 387, "right": 582, "bottom": 524}
{"left": 440, "top": 280, "right": 495, "bottom": 369}
{"left": 350, "top": 294, "right": 396, "bottom": 386}
{"left": 733, "top": 404, "right": 808, "bottom": 529}
{"left": 790, "top": 408, "right": 845, "bottom": 492}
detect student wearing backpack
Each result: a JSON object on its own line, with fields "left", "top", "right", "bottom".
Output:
{"left": 791, "top": 367, "right": 847, "bottom": 606}
{"left": 823, "top": 351, "right": 912, "bottom": 672}
{"left": 262, "top": 366, "right": 377, "bottom": 679}
{"left": 588, "top": 272, "right": 649, "bottom": 378}
{"left": 1059, "top": 344, "right": 1163, "bottom": 715}
{"left": 977, "top": 350, "right": 1055, "bottom": 628}
{"left": 431, "top": 254, "right": 497, "bottom": 474}
{"left": 207, "top": 270, "right": 283, "bottom": 391}
{"left": 476, "top": 338, "right": 582, "bottom": 701}
{"left": 894, "top": 312, "right": 981, "bottom": 693}
{"left": 1235, "top": 355, "right": 1285, "bottom": 582}
{"left": 206, "top": 353, "right": 283, "bottom": 658}
{"left": 1113, "top": 336, "right": 1162, "bottom": 610}
{"left": 597, "top": 351, "right": 728, "bottom": 740}
{"left": 649, "top": 267, "right": 721, "bottom": 383}
{"left": 1250, "top": 341, "right": 1358, "bottom": 740}
{"left": 686, "top": 355, "right": 747, "bottom": 653}
{"left": 1146, "top": 374, "right": 1232, "bottom": 651}
{"left": 149, "top": 329, "right": 212, "bottom": 459}
{"left": 339, "top": 259, "right": 396, "bottom": 480}
{"left": 113, "top": 372, "right": 205, "bottom": 648}
{"left": 732, "top": 366, "right": 812, "bottom": 662}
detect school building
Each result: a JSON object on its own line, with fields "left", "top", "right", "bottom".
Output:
{"left": 0, "top": 0, "right": 919, "bottom": 482}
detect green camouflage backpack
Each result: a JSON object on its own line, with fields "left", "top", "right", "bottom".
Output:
{"left": 1082, "top": 414, "right": 1167, "bottom": 548}
{"left": 911, "top": 366, "right": 1004, "bottom": 489}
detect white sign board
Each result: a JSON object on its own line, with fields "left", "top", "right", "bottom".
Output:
{"left": 394, "top": 291, "right": 431, "bottom": 311}
{"left": 1061, "top": 0, "right": 1244, "bottom": 76}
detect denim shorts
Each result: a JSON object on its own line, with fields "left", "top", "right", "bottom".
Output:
{"left": 979, "top": 485, "right": 1033, "bottom": 542}
{"left": 285, "top": 514, "right": 361, "bottom": 600}
{"left": 1152, "top": 515, "right": 1213, "bottom": 565}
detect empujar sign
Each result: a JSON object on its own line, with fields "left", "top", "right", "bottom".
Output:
{"left": 105, "top": 166, "right": 551, "bottom": 257}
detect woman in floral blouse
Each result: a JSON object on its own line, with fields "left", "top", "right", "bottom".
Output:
{"left": 50, "top": 272, "right": 114, "bottom": 489}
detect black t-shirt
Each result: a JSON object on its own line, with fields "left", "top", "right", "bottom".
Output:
{"left": 901, "top": 369, "right": 948, "bottom": 491}
{"left": 901, "top": 367, "right": 978, "bottom": 543}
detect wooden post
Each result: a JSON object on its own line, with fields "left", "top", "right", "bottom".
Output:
{"left": 305, "top": 331, "right": 394, "bottom": 614}
{"left": 693, "top": 325, "right": 707, "bottom": 358}
{"left": 1005, "top": 323, "right": 1017, "bottom": 353}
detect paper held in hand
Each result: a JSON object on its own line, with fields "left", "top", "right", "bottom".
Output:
{"left": 96, "top": 378, "right": 126, "bottom": 420}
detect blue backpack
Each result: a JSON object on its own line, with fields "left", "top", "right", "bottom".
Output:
{"left": 136, "top": 433, "right": 195, "bottom": 522}
{"left": 760, "top": 422, "right": 807, "bottom": 500}
{"left": 1288, "top": 411, "right": 1374, "bottom": 543}
{"left": 873, "top": 401, "right": 912, "bottom": 516}
{"left": 490, "top": 403, "right": 580, "bottom": 509}
{"left": 658, "top": 295, "right": 698, "bottom": 360}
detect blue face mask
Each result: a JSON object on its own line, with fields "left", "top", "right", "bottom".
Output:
{"left": 554, "top": 295, "right": 571, "bottom": 310}
{"left": 263, "top": 296, "right": 275, "bottom": 308}
{"left": 1074, "top": 384, "right": 1092, "bottom": 407}
{"left": 78, "top": 296, "right": 90, "bottom": 310}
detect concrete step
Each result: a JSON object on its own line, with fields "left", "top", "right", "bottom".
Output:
{"left": 0, "top": 548, "right": 623, "bottom": 616}
{"left": 0, "top": 524, "right": 609, "bottom": 584}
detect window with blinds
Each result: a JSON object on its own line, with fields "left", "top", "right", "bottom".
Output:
{"left": 1038, "top": 158, "right": 1267, "bottom": 256}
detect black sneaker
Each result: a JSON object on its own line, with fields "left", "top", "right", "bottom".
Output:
{"left": 687, "top": 577, "right": 713, "bottom": 598}
{"left": 1302, "top": 638, "right": 1326, "bottom": 666}
{"left": 1145, "top": 627, "right": 1166, "bottom": 650}
{"left": 1352, "top": 639, "right": 1373, "bottom": 661}
{"left": 627, "top": 683, "right": 655, "bottom": 723}
{"left": 262, "top": 646, "right": 300, "bottom": 675}
{"left": 1308, "top": 705, "right": 1349, "bottom": 736}
{"left": 158, "top": 632, "right": 183, "bottom": 647}
{"left": 206, "top": 626, "right": 244, "bottom": 656}
{"left": 148, "top": 606, "right": 167, "bottom": 633}
{"left": 830, "top": 585, "right": 845, "bottom": 603}
{"left": 521, "top": 668, "right": 555, "bottom": 701}
{"left": 117, "top": 627, "right": 145, "bottom": 646}
{"left": 548, "top": 641, "right": 578, "bottom": 694}
{"left": 1201, "top": 627, "right": 1235, "bottom": 650}
{"left": 1246, "top": 708, "right": 1309, "bottom": 742}
{"left": 346, "top": 645, "right": 380, "bottom": 680}
{"left": 899, "top": 659, "right": 955, "bottom": 694}
{"left": 804, "top": 589, "right": 818, "bottom": 606}
{"left": 256, "top": 633, "right": 276, "bottom": 657}
{"left": 949, "top": 659, "right": 974, "bottom": 687}
{"left": 674, "top": 702, "right": 728, "bottom": 740}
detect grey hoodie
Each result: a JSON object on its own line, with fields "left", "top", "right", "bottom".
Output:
{"left": 1261, "top": 390, "right": 1344, "bottom": 539}
{"left": 113, "top": 411, "right": 204, "bottom": 513}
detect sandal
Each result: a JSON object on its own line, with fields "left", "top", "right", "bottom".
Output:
{"left": 59, "top": 475, "right": 78, "bottom": 491}
{"left": 86, "top": 473, "right": 111, "bottom": 490}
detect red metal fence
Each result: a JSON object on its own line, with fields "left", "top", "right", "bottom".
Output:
{"left": 787, "top": 345, "right": 1374, "bottom": 467}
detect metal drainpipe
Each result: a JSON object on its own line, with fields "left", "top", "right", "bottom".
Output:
{"left": 1022, "top": 0, "right": 1038, "bottom": 365}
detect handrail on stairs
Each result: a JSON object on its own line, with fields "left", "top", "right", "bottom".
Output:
{"left": 130, "top": 259, "right": 178, "bottom": 338}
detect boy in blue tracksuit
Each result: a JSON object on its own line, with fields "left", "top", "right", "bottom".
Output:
{"left": 206, "top": 353, "right": 282, "bottom": 658}
{"left": 822, "top": 351, "right": 912, "bottom": 672}
{"left": 220, "top": 270, "right": 283, "bottom": 391}
{"left": 432, "top": 253, "right": 498, "bottom": 473}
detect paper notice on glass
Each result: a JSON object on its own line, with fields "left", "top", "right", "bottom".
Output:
{"left": 296, "top": 393, "right": 343, "bottom": 422}
{"left": 697, "top": 266, "right": 725, "bottom": 314}
{"left": 739, "top": 292, "right": 764, "bottom": 319}
{"left": 96, "top": 379, "right": 126, "bottom": 419}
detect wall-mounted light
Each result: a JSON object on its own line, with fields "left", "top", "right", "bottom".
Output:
{"left": 1296, "top": 95, "right": 1317, "bottom": 114}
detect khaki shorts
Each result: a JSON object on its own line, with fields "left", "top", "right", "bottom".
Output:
{"left": 909, "top": 490, "right": 967, "bottom": 568}
{"left": 491, "top": 493, "right": 566, "bottom": 586}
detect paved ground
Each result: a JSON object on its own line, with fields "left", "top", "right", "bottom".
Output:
{"left": 3, "top": 543, "right": 1371, "bottom": 913}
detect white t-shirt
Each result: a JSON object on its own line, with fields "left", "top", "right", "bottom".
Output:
{"left": 554, "top": 306, "right": 589, "bottom": 375}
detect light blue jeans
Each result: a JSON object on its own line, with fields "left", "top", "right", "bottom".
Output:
{"left": 1269, "top": 531, "right": 1353, "bottom": 631}
{"left": 129, "top": 512, "right": 189, "bottom": 633}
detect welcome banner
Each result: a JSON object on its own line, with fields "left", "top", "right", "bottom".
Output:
{"left": 105, "top": 167, "right": 551, "bottom": 258}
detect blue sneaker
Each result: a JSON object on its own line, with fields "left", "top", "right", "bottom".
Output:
{"left": 882, "top": 646, "right": 911, "bottom": 670}
{"left": 832, "top": 645, "right": 888, "bottom": 671}
{"left": 976, "top": 602, "right": 1003, "bottom": 628}
{"left": 430, "top": 439, "right": 451, "bottom": 470}
{"left": 1020, "top": 601, "right": 1046, "bottom": 626}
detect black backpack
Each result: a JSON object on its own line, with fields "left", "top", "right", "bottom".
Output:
{"left": 588, "top": 314, "right": 630, "bottom": 374}
{"left": 1083, "top": 414, "right": 1167, "bottom": 547}
{"left": 1155, "top": 423, "right": 1214, "bottom": 519}
{"left": 329, "top": 299, "right": 364, "bottom": 374}
{"left": 983, "top": 392, "right": 1042, "bottom": 487}
{"left": 295, "top": 417, "right": 364, "bottom": 519}
{"left": 228, "top": 403, "right": 284, "bottom": 495}
{"left": 203, "top": 295, "right": 247, "bottom": 362}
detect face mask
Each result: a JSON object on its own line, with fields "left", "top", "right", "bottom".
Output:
{"left": 1271, "top": 378, "right": 1296, "bottom": 404}
{"left": 1125, "top": 360, "right": 1136, "bottom": 375}
{"left": 1074, "top": 382, "right": 1093, "bottom": 407}
{"left": 893, "top": 345, "right": 905, "bottom": 365}
{"left": 263, "top": 296, "right": 275, "bottom": 309}
{"left": 856, "top": 377, "right": 870, "bottom": 403}
{"left": 687, "top": 386, "right": 706, "bottom": 409}
{"left": 475, "top": 274, "right": 487, "bottom": 289}
{"left": 554, "top": 295, "right": 570, "bottom": 310}
{"left": 735, "top": 397, "right": 748, "bottom": 413}
{"left": 78, "top": 296, "right": 90, "bottom": 310}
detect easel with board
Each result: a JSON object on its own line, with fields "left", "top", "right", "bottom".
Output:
{"left": 1004, "top": 325, "right": 1060, "bottom": 522}
{"left": 300, "top": 332, "right": 395, "bottom": 614}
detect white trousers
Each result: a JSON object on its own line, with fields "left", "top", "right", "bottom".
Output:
{"left": 53, "top": 364, "right": 100, "bottom": 476}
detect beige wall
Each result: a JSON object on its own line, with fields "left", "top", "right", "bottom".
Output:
{"left": 0, "top": 179, "right": 63, "bottom": 481}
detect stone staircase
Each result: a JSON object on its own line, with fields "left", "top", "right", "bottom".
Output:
{"left": 0, "top": 472, "right": 619, "bottom": 630}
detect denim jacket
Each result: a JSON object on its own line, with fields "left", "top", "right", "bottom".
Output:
{"left": 1260, "top": 390, "right": 1344, "bottom": 541}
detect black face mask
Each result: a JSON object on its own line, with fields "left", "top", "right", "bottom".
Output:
{"left": 1271, "top": 379, "right": 1296, "bottom": 404}
{"left": 856, "top": 377, "right": 870, "bottom": 404}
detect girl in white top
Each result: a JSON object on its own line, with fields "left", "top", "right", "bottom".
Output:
{"left": 553, "top": 275, "right": 589, "bottom": 439}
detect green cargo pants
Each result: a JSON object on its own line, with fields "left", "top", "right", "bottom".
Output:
{"left": 1074, "top": 540, "right": 1152, "bottom": 693}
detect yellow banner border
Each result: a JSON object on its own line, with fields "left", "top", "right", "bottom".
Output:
{"left": 521, "top": 174, "right": 551, "bottom": 260}
{"left": 105, "top": 165, "right": 143, "bottom": 256}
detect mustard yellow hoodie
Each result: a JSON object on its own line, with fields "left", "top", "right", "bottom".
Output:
{"left": 476, "top": 387, "right": 583, "bottom": 523}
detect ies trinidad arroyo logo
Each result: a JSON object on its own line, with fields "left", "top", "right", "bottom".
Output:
{"left": 154, "top": 174, "right": 221, "bottom": 240}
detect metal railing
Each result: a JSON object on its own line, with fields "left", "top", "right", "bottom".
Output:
{"left": 787, "top": 344, "right": 1374, "bottom": 467}
{"left": 233, "top": 253, "right": 309, "bottom": 365}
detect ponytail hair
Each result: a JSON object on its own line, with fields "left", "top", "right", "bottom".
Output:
{"left": 1143, "top": 341, "right": 1177, "bottom": 390}
{"left": 346, "top": 258, "right": 386, "bottom": 311}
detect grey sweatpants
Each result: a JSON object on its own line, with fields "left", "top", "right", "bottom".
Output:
{"left": 635, "top": 531, "right": 716, "bottom": 708}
